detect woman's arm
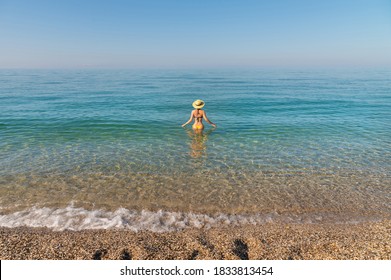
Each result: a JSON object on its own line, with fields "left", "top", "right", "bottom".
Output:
{"left": 182, "top": 111, "right": 194, "bottom": 127}
{"left": 203, "top": 111, "right": 216, "bottom": 127}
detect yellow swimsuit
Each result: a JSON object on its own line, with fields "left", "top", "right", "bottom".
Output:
{"left": 193, "top": 123, "right": 203, "bottom": 129}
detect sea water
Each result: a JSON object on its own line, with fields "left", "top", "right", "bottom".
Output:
{"left": 0, "top": 69, "right": 390, "bottom": 231}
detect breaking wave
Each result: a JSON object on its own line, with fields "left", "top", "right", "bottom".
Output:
{"left": 0, "top": 205, "right": 375, "bottom": 232}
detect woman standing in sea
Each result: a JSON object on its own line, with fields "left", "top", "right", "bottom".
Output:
{"left": 182, "top": 99, "right": 217, "bottom": 131}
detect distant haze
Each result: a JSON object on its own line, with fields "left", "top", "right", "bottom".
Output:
{"left": 1, "top": 0, "right": 391, "bottom": 68}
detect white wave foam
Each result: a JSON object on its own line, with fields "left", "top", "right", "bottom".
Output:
{"left": 0, "top": 206, "right": 284, "bottom": 232}
{"left": 0, "top": 206, "right": 370, "bottom": 232}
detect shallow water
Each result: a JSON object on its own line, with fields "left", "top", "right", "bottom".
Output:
{"left": 0, "top": 69, "right": 390, "bottom": 231}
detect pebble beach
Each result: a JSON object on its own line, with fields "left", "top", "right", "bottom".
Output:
{"left": 1, "top": 221, "right": 390, "bottom": 260}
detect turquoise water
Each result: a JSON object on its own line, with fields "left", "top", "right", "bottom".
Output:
{"left": 0, "top": 69, "right": 390, "bottom": 231}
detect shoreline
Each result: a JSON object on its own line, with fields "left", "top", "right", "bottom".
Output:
{"left": 1, "top": 220, "right": 390, "bottom": 260}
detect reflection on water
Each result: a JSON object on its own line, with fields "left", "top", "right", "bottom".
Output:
{"left": 186, "top": 128, "right": 215, "bottom": 158}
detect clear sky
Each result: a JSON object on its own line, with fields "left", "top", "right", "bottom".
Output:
{"left": 1, "top": 0, "right": 390, "bottom": 68}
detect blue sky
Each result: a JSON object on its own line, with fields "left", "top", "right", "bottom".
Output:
{"left": 1, "top": 0, "right": 390, "bottom": 68}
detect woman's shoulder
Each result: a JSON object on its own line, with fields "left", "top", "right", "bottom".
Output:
{"left": 192, "top": 109, "right": 205, "bottom": 116}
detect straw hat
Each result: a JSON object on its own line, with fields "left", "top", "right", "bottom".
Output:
{"left": 192, "top": 99, "right": 205, "bottom": 109}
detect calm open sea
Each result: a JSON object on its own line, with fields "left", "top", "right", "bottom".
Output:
{"left": 0, "top": 69, "right": 390, "bottom": 231}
